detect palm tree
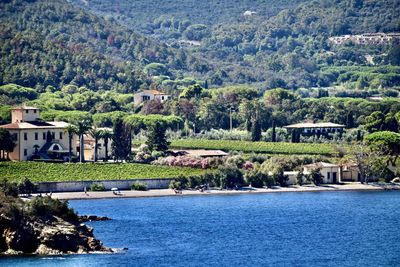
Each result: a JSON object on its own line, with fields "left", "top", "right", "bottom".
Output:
{"left": 101, "top": 129, "right": 112, "bottom": 161}
{"left": 89, "top": 127, "right": 102, "bottom": 162}
{"left": 76, "top": 120, "right": 91, "bottom": 163}
{"left": 65, "top": 125, "right": 77, "bottom": 162}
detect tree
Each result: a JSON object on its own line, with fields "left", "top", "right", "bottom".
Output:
{"left": 179, "top": 84, "right": 204, "bottom": 99}
{"left": 112, "top": 118, "right": 132, "bottom": 161}
{"left": 101, "top": 129, "right": 112, "bottom": 161}
{"left": 387, "top": 45, "right": 400, "bottom": 66}
{"left": 364, "top": 111, "right": 385, "bottom": 133}
{"left": 89, "top": 127, "right": 103, "bottom": 162}
{"left": 65, "top": 125, "right": 77, "bottom": 162}
{"left": 18, "top": 177, "right": 36, "bottom": 196}
{"left": 0, "top": 128, "right": 16, "bottom": 160}
{"left": 351, "top": 143, "right": 386, "bottom": 184}
{"left": 146, "top": 122, "right": 170, "bottom": 152}
{"left": 75, "top": 119, "right": 92, "bottom": 163}
{"left": 251, "top": 117, "right": 262, "bottom": 142}
{"left": 365, "top": 131, "right": 400, "bottom": 167}
{"left": 309, "top": 168, "right": 323, "bottom": 185}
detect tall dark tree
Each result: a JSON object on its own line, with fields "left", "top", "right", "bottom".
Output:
{"left": 65, "top": 125, "right": 77, "bottom": 162}
{"left": 112, "top": 118, "right": 132, "bottom": 161}
{"left": 89, "top": 127, "right": 102, "bottom": 162}
{"left": 146, "top": 122, "right": 170, "bottom": 151}
{"left": 101, "top": 129, "right": 112, "bottom": 161}
{"left": 251, "top": 118, "right": 261, "bottom": 142}
{"left": 271, "top": 120, "right": 276, "bottom": 142}
{"left": 0, "top": 128, "right": 16, "bottom": 160}
{"left": 76, "top": 120, "right": 92, "bottom": 163}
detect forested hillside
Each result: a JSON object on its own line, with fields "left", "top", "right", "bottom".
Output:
{"left": 0, "top": 0, "right": 211, "bottom": 93}
{"left": 72, "top": 0, "right": 400, "bottom": 89}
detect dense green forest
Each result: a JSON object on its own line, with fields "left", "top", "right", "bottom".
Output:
{"left": 0, "top": 0, "right": 211, "bottom": 92}
{"left": 0, "top": 0, "right": 399, "bottom": 134}
{"left": 71, "top": 0, "right": 400, "bottom": 89}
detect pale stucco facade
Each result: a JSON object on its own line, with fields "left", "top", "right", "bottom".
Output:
{"left": 0, "top": 107, "right": 77, "bottom": 161}
{"left": 133, "top": 90, "right": 170, "bottom": 105}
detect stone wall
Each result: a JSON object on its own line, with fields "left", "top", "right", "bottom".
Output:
{"left": 36, "top": 178, "right": 173, "bottom": 193}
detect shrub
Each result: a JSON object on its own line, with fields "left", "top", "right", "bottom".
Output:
{"left": 131, "top": 182, "right": 148, "bottom": 191}
{"left": 0, "top": 178, "right": 19, "bottom": 197}
{"left": 244, "top": 168, "right": 266, "bottom": 188}
{"left": 152, "top": 156, "right": 210, "bottom": 169}
{"left": 309, "top": 168, "right": 323, "bottom": 185}
{"left": 169, "top": 175, "right": 188, "bottom": 190}
{"left": 187, "top": 175, "right": 203, "bottom": 188}
{"left": 271, "top": 170, "right": 289, "bottom": 187}
{"left": 18, "top": 177, "right": 37, "bottom": 196}
{"left": 89, "top": 183, "right": 105, "bottom": 191}
{"left": 27, "top": 196, "right": 78, "bottom": 223}
{"left": 217, "top": 165, "right": 244, "bottom": 189}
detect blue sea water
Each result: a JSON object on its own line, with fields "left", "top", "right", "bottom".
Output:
{"left": 2, "top": 191, "right": 400, "bottom": 267}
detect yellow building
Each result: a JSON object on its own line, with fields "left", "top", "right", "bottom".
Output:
{"left": 0, "top": 106, "right": 77, "bottom": 161}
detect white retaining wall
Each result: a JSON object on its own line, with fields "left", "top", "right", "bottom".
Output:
{"left": 36, "top": 178, "right": 173, "bottom": 193}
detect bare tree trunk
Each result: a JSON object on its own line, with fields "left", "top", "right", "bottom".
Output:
{"left": 80, "top": 134, "right": 85, "bottom": 163}
{"left": 94, "top": 138, "right": 98, "bottom": 162}
{"left": 104, "top": 137, "right": 109, "bottom": 161}
{"left": 68, "top": 134, "right": 72, "bottom": 162}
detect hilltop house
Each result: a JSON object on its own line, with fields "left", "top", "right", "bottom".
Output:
{"left": 133, "top": 90, "right": 170, "bottom": 105}
{"left": 0, "top": 106, "right": 77, "bottom": 161}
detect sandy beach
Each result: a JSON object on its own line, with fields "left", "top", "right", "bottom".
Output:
{"left": 42, "top": 182, "right": 399, "bottom": 200}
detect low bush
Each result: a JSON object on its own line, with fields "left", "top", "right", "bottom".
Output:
{"left": 169, "top": 175, "right": 188, "bottom": 190}
{"left": 26, "top": 196, "right": 78, "bottom": 223}
{"left": 131, "top": 182, "right": 148, "bottom": 191}
{"left": 89, "top": 183, "right": 105, "bottom": 191}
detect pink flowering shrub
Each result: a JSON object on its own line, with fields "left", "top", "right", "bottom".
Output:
{"left": 243, "top": 161, "right": 254, "bottom": 170}
{"left": 152, "top": 156, "right": 210, "bottom": 169}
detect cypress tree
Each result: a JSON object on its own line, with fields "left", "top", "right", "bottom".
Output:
{"left": 271, "top": 120, "right": 276, "bottom": 142}
{"left": 251, "top": 118, "right": 261, "bottom": 142}
{"left": 146, "top": 122, "right": 170, "bottom": 151}
{"left": 112, "top": 118, "right": 131, "bottom": 161}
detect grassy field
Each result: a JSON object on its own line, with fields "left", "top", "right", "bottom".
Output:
{"left": 0, "top": 162, "right": 206, "bottom": 182}
{"left": 170, "top": 139, "right": 338, "bottom": 156}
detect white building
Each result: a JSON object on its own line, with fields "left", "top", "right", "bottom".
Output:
{"left": 0, "top": 106, "right": 77, "bottom": 161}
{"left": 303, "top": 162, "right": 341, "bottom": 184}
{"left": 133, "top": 90, "right": 170, "bottom": 106}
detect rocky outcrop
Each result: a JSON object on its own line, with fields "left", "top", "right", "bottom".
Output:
{"left": 78, "top": 215, "right": 111, "bottom": 223}
{"left": 0, "top": 214, "right": 112, "bottom": 255}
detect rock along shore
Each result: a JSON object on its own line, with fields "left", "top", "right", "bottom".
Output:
{"left": 0, "top": 214, "right": 113, "bottom": 255}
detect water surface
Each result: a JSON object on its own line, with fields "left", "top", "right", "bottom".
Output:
{"left": 2, "top": 191, "right": 400, "bottom": 266}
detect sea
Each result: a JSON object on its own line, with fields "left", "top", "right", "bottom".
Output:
{"left": 2, "top": 191, "right": 400, "bottom": 266}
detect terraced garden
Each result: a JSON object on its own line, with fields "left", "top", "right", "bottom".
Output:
{"left": 0, "top": 162, "right": 206, "bottom": 182}
{"left": 170, "top": 139, "right": 339, "bottom": 156}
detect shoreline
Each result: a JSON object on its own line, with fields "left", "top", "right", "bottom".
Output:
{"left": 37, "top": 183, "right": 399, "bottom": 200}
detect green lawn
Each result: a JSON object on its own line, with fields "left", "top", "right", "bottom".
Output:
{"left": 170, "top": 139, "right": 338, "bottom": 156}
{"left": 0, "top": 162, "right": 206, "bottom": 182}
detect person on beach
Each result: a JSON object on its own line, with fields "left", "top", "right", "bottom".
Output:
{"left": 84, "top": 186, "right": 88, "bottom": 196}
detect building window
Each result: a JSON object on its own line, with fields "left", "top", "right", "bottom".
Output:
{"left": 24, "top": 149, "right": 27, "bottom": 156}
{"left": 33, "top": 109, "right": 37, "bottom": 113}
{"left": 327, "top": 172, "right": 331, "bottom": 180}
{"left": 162, "top": 96, "right": 165, "bottom": 100}
{"left": 59, "top": 132, "right": 63, "bottom": 139}
{"left": 52, "top": 132, "right": 55, "bottom": 139}
{"left": 25, "top": 110, "right": 29, "bottom": 114}
{"left": 24, "top": 133, "right": 28, "bottom": 140}
{"left": 43, "top": 132, "right": 46, "bottom": 140}
{"left": 13, "top": 133, "right": 18, "bottom": 141}
{"left": 35, "top": 132, "right": 38, "bottom": 140}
